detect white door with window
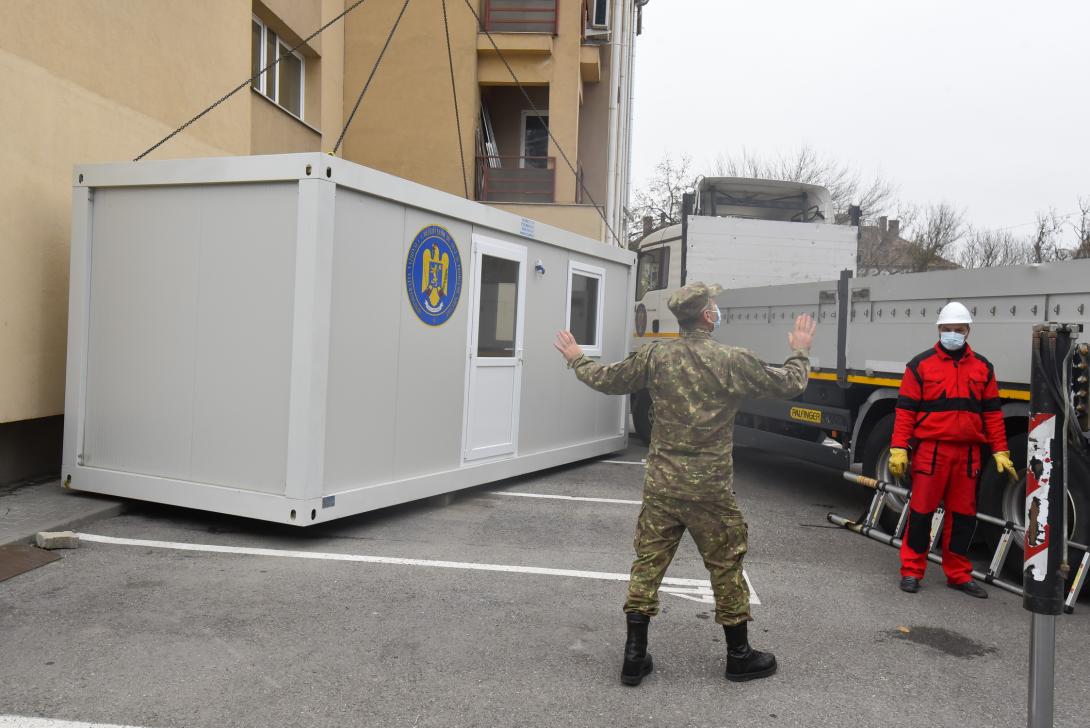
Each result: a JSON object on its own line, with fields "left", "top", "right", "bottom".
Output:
{"left": 463, "top": 235, "right": 527, "bottom": 461}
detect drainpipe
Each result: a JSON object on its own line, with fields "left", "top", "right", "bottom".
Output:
{"left": 620, "top": 1, "right": 640, "bottom": 244}
{"left": 603, "top": 0, "right": 625, "bottom": 245}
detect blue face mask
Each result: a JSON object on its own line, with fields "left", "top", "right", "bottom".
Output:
{"left": 710, "top": 305, "right": 722, "bottom": 330}
{"left": 940, "top": 331, "right": 966, "bottom": 350}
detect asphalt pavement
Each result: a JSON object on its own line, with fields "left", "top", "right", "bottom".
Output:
{"left": 1, "top": 443, "right": 1087, "bottom": 728}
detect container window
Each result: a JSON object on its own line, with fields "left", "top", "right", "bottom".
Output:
{"left": 567, "top": 262, "right": 605, "bottom": 356}
{"left": 636, "top": 247, "right": 669, "bottom": 301}
{"left": 477, "top": 256, "right": 520, "bottom": 357}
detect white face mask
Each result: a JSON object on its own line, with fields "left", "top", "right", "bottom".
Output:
{"left": 940, "top": 331, "right": 966, "bottom": 350}
{"left": 709, "top": 304, "right": 722, "bottom": 330}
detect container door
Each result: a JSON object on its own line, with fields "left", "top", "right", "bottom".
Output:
{"left": 463, "top": 235, "right": 527, "bottom": 461}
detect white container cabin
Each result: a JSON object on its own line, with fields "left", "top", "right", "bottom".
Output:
{"left": 63, "top": 154, "right": 634, "bottom": 525}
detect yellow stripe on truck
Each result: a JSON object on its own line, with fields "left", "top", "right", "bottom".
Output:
{"left": 807, "top": 371, "right": 1031, "bottom": 401}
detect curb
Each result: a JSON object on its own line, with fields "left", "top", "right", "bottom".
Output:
{"left": 0, "top": 499, "right": 127, "bottom": 549}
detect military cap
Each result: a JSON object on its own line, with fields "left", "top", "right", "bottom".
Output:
{"left": 667, "top": 281, "right": 723, "bottom": 322}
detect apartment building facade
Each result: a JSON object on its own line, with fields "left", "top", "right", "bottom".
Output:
{"left": 0, "top": 0, "right": 646, "bottom": 483}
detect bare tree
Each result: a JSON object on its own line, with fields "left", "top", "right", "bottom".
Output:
{"left": 1071, "top": 197, "right": 1090, "bottom": 259}
{"left": 956, "top": 228, "right": 1028, "bottom": 268}
{"left": 710, "top": 145, "right": 896, "bottom": 223}
{"left": 627, "top": 153, "right": 694, "bottom": 246}
{"left": 1028, "top": 208, "right": 1069, "bottom": 263}
{"left": 901, "top": 202, "right": 967, "bottom": 272}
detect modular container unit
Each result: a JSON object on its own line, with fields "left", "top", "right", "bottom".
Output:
{"left": 63, "top": 154, "right": 635, "bottom": 525}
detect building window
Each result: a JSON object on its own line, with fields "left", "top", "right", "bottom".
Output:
{"left": 567, "top": 262, "right": 605, "bottom": 356}
{"left": 636, "top": 247, "right": 669, "bottom": 301}
{"left": 591, "top": 0, "right": 610, "bottom": 28}
{"left": 251, "top": 17, "right": 305, "bottom": 120}
{"left": 520, "top": 111, "right": 549, "bottom": 169}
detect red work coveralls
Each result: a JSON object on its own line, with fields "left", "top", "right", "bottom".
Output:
{"left": 892, "top": 343, "right": 1008, "bottom": 583}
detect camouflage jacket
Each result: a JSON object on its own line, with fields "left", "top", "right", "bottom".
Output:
{"left": 570, "top": 330, "right": 810, "bottom": 501}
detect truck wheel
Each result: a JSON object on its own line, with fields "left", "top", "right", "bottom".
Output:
{"left": 860, "top": 413, "right": 908, "bottom": 531}
{"left": 632, "top": 390, "right": 654, "bottom": 445}
{"left": 990, "top": 436, "right": 1090, "bottom": 582}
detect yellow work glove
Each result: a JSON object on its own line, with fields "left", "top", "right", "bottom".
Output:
{"left": 888, "top": 448, "right": 909, "bottom": 480}
{"left": 994, "top": 450, "right": 1018, "bottom": 481}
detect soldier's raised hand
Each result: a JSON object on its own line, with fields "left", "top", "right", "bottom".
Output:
{"left": 554, "top": 330, "right": 584, "bottom": 364}
{"left": 788, "top": 314, "right": 817, "bottom": 351}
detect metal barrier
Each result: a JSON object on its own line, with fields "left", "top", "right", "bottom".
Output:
{"left": 482, "top": 0, "right": 559, "bottom": 34}
{"left": 829, "top": 471, "right": 1089, "bottom": 612}
{"left": 476, "top": 155, "right": 555, "bottom": 203}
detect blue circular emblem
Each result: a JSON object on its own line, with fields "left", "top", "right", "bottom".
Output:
{"left": 406, "top": 225, "right": 462, "bottom": 326}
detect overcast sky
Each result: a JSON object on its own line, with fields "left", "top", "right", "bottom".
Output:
{"left": 630, "top": 0, "right": 1089, "bottom": 236}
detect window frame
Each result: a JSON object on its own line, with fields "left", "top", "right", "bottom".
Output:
{"left": 251, "top": 15, "right": 306, "bottom": 122}
{"left": 566, "top": 260, "right": 606, "bottom": 357}
{"left": 635, "top": 246, "right": 670, "bottom": 301}
{"left": 519, "top": 110, "right": 549, "bottom": 169}
{"left": 590, "top": 0, "right": 611, "bottom": 29}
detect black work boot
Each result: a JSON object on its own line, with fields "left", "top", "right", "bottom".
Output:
{"left": 621, "top": 613, "right": 653, "bottom": 686}
{"left": 948, "top": 579, "right": 988, "bottom": 599}
{"left": 724, "top": 622, "right": 777, "bottom": 682}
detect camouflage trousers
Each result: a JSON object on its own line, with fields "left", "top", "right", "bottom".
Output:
{"left": 624, "top": 492, "right": 752, "bottom": 626}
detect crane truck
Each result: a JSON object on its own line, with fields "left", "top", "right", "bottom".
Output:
{"left": 630, "top": 177, "right": 1090, "bottom": 565}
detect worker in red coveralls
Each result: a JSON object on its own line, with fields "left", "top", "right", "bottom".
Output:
{"left": 887, "top": 301, "right": 1018, "bottom": 598}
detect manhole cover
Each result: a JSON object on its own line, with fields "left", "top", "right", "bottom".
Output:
{"left": 0, "top": 543, "right": 62, "bottom": 582}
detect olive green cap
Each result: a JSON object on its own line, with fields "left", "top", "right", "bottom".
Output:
{"left": 667, "top": 281, "right": 723, "bottom": 322}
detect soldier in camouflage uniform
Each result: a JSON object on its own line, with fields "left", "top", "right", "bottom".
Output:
{"left": 554, "top": 282, "right": 815, "bottom": 685}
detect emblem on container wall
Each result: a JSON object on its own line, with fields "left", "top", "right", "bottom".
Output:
{"left": 406, "top": 225, "right": 462, "bottom": 325}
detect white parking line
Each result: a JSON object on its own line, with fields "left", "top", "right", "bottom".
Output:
{"left": 494, "top": 491, "right": 642, "bottom": 505}
{"left": 493, "top": 491, "right": 760, "bottom": 605}
{"left": 76, "top": 533, "right": 759, "bottom": 604}
{"left": 0, "top": 717, "right": 148, "bottom": 728}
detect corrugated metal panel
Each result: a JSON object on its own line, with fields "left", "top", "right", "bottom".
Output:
{"left": 323, "top": 190, "right": 405, "bottom": 491}
{"left": 391, "top": 208, "right": 473, "bottom": 478}
{"left": 688, "top": 216, "right": 856, "bottom": 289}
{"left": 83, "top": 184, "right": 295, "bottom": 493}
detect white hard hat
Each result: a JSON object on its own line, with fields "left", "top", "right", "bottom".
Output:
{"left": 937, "top": 301, "right": 972, "bottom": 325}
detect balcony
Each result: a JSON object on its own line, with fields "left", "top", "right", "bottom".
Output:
{"left": 476, "top": 156, "right": 555, "bottom": 203}
{"left": 482, "top": 0, "right": 558, "bottom": 34}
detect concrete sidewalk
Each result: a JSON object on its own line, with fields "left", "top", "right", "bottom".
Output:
{"left": 0, "top": 479, "right": 124, "bottom": 547}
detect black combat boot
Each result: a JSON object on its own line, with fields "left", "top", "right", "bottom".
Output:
{"left": 723, "top": 622, "right": 777, "bottom": 682}
{"left": 621, "top": 613, "right": 653, "bottom": 686}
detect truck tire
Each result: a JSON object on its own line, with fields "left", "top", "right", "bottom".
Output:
{"left": 860, "top": 413, "right": 909, "bottom": 532}
{"left": 633, "top": 390, "right": 654, "bottom": 445}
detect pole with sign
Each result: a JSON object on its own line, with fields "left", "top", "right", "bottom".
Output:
{"left": 1025, "top": 324, "right": 1078, "bottom": 728}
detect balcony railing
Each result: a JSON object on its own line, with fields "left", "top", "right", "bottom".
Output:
{"left": 482, "top": 0, "right": 559, "bottom": 34}
{"left": 476, "top": 156, "right": 555, "bottom": 203}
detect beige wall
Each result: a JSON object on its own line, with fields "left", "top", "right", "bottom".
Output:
{"left": 320, "top": 0, "right": 346, "bottom": 152}
{"left": 341, "top": 1, "right": 480, "bottom": 198}
{"left": 0, "top": 1, "right": 254, "bottom": 424}
{"left": 340, "top": 0, "right": 601, "bottom": 211}
{"left": 578, "top": 46, "right": 611, "bottom": 207}
{"left": 490, "top": 203, "right": 605, "bottom": 241}
{"left": 250, "top": 93, "right": 323, "bottom": 154}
